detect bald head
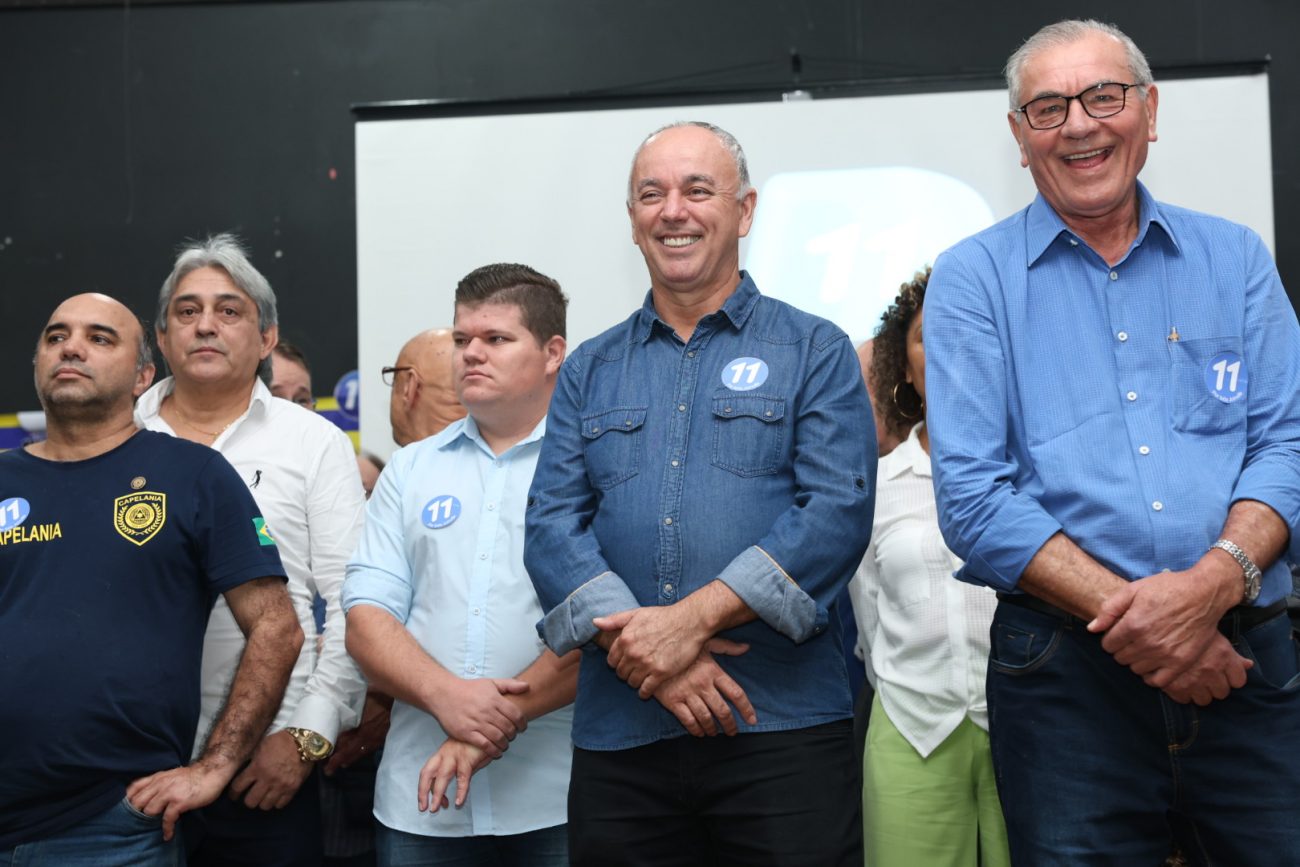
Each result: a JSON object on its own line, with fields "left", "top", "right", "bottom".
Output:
{"left": 389, "top": 328, "right": 467, "bottom": 446}
{"left": 34, "top": 293, "right": 155, "bottom": 427}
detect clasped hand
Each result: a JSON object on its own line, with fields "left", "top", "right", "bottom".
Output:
{"left": 1088, "top": 567, "right": 1251, "bottom": 705}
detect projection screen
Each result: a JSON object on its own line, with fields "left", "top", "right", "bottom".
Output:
{"left": 355, "top": 71, "right": 1272, "bottom": 457}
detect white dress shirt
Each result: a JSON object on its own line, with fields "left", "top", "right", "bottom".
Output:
{"left": 136, "top": 377, "right": 367, "bottom": 750}
{"left": 342, "top": 415, "right": 572, "bottom": 837}
{"left": 848, "top": 422, "right": 999, "bottom": 757}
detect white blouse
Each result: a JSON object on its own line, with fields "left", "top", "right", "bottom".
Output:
{"left": 848, "top": 423, "right": 999, "bottom": 757}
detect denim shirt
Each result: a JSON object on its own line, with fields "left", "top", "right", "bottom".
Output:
{"left": 926, "top": 184, "right": 1300, "bottom": 603}
{"left": 525, "top": 273, "right": 876, "bottom": 750}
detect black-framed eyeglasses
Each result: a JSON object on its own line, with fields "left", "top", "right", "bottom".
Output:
{"left": 381, "top": 365, "right": 417, "bottom": 387}
{"left": 1015, "top": 82, "right": 1140, "bottom": 130}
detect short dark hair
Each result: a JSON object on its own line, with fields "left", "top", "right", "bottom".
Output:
{"left": 453, "top": 263, "right": 568, "bottom": 344}
{"left": 871, "top": 267, "right": 929, "bottom": 439}
{"left": 273, "top": 340, "right": 311, "bottom": 374}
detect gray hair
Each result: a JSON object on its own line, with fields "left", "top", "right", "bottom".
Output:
{"left": 1005, "top": 19, "right": 1154, "bottom": 109}
{"left": 157, "top": 233, "right": 278, "bottom": 384}
{"left": 134, "top": 315, "right": 154, "bottom": 373}
{"left": 626, "top": 121, "right": 752, "bottom": 205}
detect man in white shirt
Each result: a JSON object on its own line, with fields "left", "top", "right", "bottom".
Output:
{"left": 344, "top": 263, "right": 577, "bottom": 866}
{"left": 136, "top": 233, "right": 368, "bottom": 867}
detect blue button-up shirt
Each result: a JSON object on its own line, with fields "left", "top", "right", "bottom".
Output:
{"left": 342, "top": 416, "right": 571, "bottom": 836}
{"left": 926, "top": 183, "right": 1300, "bottom": 604}
{"left": 525, "top": 273, "right": 876, "bottom": 750}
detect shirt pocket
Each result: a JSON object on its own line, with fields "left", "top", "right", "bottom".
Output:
{"left": 1167, "top": 337, "right": 1247, "bottom": 436}
{"left": 710, "top": 394, "right": 785, "bottom": 478}
{"left": 581, "top": 407, "right": 647, "bottom": 491}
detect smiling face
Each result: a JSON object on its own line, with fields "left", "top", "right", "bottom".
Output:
{"left": 156, "top": 266, "right": 277, "bottom": 388}
{"left": 34, "top": 293, "right": 153, "bottom": 420}
{"left": 1008, "top": 31, "right": 1158, "bottom": 231}
{"left": 627, "top": 125, "right": 757, "bottom": 300}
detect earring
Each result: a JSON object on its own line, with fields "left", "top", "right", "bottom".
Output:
{"left": 892, "top": 382, "right": 924, "bottom": 421}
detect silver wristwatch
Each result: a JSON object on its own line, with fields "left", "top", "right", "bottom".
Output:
{"left": 1210, "top": 539, "right": 1262, "bottom": 604}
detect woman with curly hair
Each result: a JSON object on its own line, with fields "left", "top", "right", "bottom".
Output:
{"left": 849, "top": 267, "right": 1010, "bottom": 866}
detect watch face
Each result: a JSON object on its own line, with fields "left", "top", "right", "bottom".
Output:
{"left": 305, "top": 733, "right": 331, "bottom": 758}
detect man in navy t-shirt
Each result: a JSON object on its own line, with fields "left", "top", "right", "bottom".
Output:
{"left": 0, "top": 293, "right": 302, "bottom": 865}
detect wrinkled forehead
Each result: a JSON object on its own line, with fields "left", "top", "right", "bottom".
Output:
{"left": 45, "top": 293, "right": 139, "bottom": 339}
{"left": 1018, "top": 33, "right": 1131, "bottom": 98}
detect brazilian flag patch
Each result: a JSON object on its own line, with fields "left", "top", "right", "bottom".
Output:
{"left": 253, "top": 517, "right": 277, "bottom": 546}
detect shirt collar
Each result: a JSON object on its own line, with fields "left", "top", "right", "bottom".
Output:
{"left": 1025, "top": 181, "right": 1180, "bottom": 266}
{"left": 882, "top": 422, "right": 931, "bottom": 481}
{"left": 135, "top": 375, "right": 267, "bottom": 425}
{"left": 434, "top": 413, "right": 548, "bottom": 458}
{"left": 633, "top": 271, "right": 761, "bottom": 344}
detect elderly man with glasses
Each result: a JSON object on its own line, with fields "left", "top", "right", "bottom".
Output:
{"left": 384, "top": 329, "right": 466, "bottom": 447}
{"left": 924, "top": 19, "right": 1300, "bottom": 864}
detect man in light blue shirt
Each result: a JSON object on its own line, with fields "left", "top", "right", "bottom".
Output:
{"left": 926, "top": 19, "right": 1300, "bottom": 864}
{"left": 342, "top": 264, "right": 576, "bottom": 866}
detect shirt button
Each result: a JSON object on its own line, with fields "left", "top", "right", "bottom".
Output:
{"left": 1117, "top": 331, "right": 1128, "bottom": 342}
{"left": 764, "top": 410, "right": 773, "bottom": 417}
{"left": 664, "top": 517, "right": 673, "bottom": 525}
{"left": 677, "top": 404, "right": 687, "bottom": 412}
{"left": 1069, "top": 238, "right": 1079, "bottom": 247}
{"left": 664, "top": 583, "right": 674, "bottom": 593}
{"left": 1126, "top": 391, "right": 1137, "bottom": 402}
{"left": 624, "top": 419, "right": 633, "bottom": 427}
{"left": 472, "top": 607, "right": 481, "bottom": 616}
{"left": 1152, "top": 501, "right": 1164, "bottom": 512}
{"left": 1109, "top": 271, "right": 1119, "bottom": 281}
{"left": 479, "top": 552, "right": 488, "bottom": 560}
{"left": 723, "top": 406, "right": 733, "bottom": 414}
{"left": 487, "top": 503, "right": 495, "bottom": 511}
{"left": 687, "top": 351, "right": 696, "bottom": 358}
{"left": 671, "top": 459, "right": 680, "bottom": 467}
{"left": 467, "top": 664, "right": 477, "bottom": 674}
{"left": 1139, "top": 445, "right": 1150, "bottom": 455}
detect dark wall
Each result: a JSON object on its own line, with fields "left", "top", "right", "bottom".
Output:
{"left": 2, "top": 0, "right": 1297, "bottom": 411}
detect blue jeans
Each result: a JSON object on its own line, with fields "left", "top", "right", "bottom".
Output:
{"left": 987, "top": 598, "right": 1300, "bottom": 866}
{"left": 0, "top": 796, "right": 181, "bottom": 866}
{"left": 376, "top": 823, "right": 567, "bottom": 867}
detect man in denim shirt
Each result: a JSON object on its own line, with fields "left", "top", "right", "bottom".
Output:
{"left": 926, "top": 20, "right": 1300, "bottom": 864}
{"left": 525, "top": 122, "right": 875, "bottom": 865}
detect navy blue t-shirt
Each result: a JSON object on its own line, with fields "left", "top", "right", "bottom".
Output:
{"left": 0, "top": 430, "right": 287, "bottom": 848}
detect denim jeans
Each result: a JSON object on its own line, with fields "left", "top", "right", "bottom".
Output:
{"left": 987, "top": 598, "right": 1300, "bottom": 866}
{"left": 0, "top": 796, "right": 181, "bottom": 866}
{"left": 375, "top": 823, "right": 567, "bottom": 867}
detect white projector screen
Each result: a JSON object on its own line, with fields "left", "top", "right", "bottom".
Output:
{"left": 356, "top": 73, "right": 1272, "bottom": 457}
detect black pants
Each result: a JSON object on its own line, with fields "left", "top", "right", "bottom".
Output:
{"left": 183, "top": 770, "right": 322, "bottom": 867}
{"left": 568, "top": 720, "right": 861, "bottom": 867}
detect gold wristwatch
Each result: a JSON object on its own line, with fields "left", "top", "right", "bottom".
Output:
{"left": 284, "top": 727, "right": 333, "bottom": 762}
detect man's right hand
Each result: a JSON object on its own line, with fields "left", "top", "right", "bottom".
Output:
{"left": 429, "top": 677, "right": 530, "bottom": 757}
{"left": 653, "top": 638, "right": 757, "bottom": 737}
{"left": 126, "top": 760, "right": 231, "bottom": 841}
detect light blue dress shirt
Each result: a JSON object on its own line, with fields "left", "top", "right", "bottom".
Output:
{"left": 342, "top": 416, "right": 571, "bottom": 837}
{"left": 926, "top": 183, "right": 1300, "bottom": 604}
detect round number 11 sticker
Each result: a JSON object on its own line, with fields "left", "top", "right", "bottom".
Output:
{"left": 1205, "top": 351, "right": 1247, "bottom": 403}
{"left": 721, "top": 357, "right": 769, "bottom": 391}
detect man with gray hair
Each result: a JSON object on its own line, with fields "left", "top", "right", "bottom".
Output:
{"left": 525, "top": 121, "right": 875, "bottom": 864}
{"left": 136, "top": 234, "right": 368, "bottom": 866}
{"left": 925, "top": 19, "right": 1300, "bottom": 862}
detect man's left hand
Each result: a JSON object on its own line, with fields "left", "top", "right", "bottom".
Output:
{"left": 227, "top": 730, "right": 314, "bottom": 810}
{"left": 1088, "top": 564, "right": 1241, "bottom": 686}
{"left": 596, "top": 605, "right": 709, "bottom": 697}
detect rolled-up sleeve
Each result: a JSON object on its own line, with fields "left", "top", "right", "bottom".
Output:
{"left": 343, "top": 450, "right": 416, "bottom": 624}
{"left": 1229, "top": 230, "right": 1300, "bottom": 565}
{"left": 525, "top": 356, "right": 640, "bottom": 654}
{"left": 926, "top": 250, "right": 1062, "bottom": 591}
{"left": 715, "top": 331, "right": 876, "bottom": 642}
